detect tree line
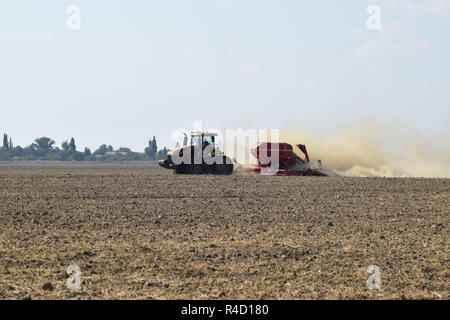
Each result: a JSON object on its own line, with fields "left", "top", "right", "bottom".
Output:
{"left": 0, "top": 133, "right": 169, "bottom": 162}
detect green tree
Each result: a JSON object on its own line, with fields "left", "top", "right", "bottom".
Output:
{"left": 74, "top": 151, "right": 85, "bottom": 161}
{"left": 157, "top": 147, "right": 168, "bottom": 160}
{"left": 68, "top": 137, "right": 76, "bottom": 153}
{"left": 152, "top": 136, "right": 157, "bottom": 156}
{"left": 30, "top": 137, "right": 55, "bottom": 158}
{"left": 61, "top": 141, "right": 69, "bottom": 152}
{"left": 10, "top": 146, "right": 23, "bottom": 158}
{"left": 84, "top": 147, "right": 91, "bottom": 158}
{"left": 0, "top": 148, "right": 7, "bottom": 160}
{"left": 3, "top": 133, "right": 9, "bottom": 150}
{"left": 145, "top": 136, "right": 158, "bottom": 160}
{"left": 93, "top": 144, "right": 113, "bottom": 156}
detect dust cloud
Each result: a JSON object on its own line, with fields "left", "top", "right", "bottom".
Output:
{"left": 280, "top": 123, "right": 450, "bottom": 178}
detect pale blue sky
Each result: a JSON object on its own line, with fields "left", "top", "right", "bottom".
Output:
{"left": 0, "top": 0, "right": 449, "bottom": 150}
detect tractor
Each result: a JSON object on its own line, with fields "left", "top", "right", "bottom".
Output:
{"left": 159, "top": 132, "right": 234, "bottom": 175}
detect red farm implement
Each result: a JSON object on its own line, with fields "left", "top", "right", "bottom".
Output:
{"left": 250, "top": 143, "right": 327, "bottom": 176}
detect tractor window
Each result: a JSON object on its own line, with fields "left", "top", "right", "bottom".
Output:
{"left": 191, "top": 136, "right": 201, "bottom": 147}
{"left": 203, "top": 136, "right": 214, "bottom": 147}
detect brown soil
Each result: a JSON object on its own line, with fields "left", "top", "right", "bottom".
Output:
{"left": 0, "top": 165, "right": 448, "bottom": 300}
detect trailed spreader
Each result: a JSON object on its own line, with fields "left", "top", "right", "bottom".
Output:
{"left": 250, "top": 143, "right": 327, "bottom": 176}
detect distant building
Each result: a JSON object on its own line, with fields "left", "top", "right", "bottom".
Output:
{"left": 105, "top": 151, "right": 129, "bottom": 156}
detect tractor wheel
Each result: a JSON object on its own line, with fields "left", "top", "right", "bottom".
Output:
{"left": 216, "top": 163, "right": 233, "bottom": 175}
{"left": 192, "top": 165, "right": 204, "bottom": 175}
{"left": 174, "top": 164, "right": 189, "bottom": 174}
